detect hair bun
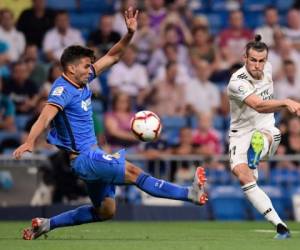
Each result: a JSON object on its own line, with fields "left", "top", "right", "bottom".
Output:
{"left": 254, "top": 34, "right": 262, "bottom": 42}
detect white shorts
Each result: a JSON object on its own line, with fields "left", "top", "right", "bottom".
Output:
{"left": 229, "top": 127, "right": 281, "bottom": 170}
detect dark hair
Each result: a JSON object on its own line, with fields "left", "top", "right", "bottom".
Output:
{"left": 245, "top": 34, "right": 268, "bottom": 56}
{"left": 283, "top": 59, "right": 295, "bottom": 66}
{"left": 60, "top": 45, "right": 95, "bottom": 71}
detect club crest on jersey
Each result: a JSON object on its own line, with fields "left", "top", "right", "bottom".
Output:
{"left": 51, "top": 86, "right": 64, "bottom": 96}
{"left": 81, "top": 98, "right": 91, "bottom": 111}
{"left": 238, "top": 85, "right": 246, "bottom": 94}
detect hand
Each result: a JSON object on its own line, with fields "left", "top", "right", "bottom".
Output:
{"left": 285, "top": 99, "right": 300, "bottom": 116}
{"left": 124, "top": 7, "right": 138, "bottom": 34}
{"left": 13, "top": 142, "right": 34, "bottom": 160}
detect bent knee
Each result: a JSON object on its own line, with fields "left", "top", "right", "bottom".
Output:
{"left": 125, "top": 161, "right": 143, "bottom": 183}
{"left": 94, "top": 199, "right": 116, "bottom": 221}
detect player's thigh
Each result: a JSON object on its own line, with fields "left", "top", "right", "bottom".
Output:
{"left": 72, "top": 149, "right": 126, "bottom": 183}
{"left": 229, "top": 133, "right": 252, "bottom": 170}
{"left": 262, "top": 127, "right": 281, "bottom": 157}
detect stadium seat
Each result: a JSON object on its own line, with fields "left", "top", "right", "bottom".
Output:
{"left": 206, "top": 11, "right": 229, "bottom": 35}
{"left": 243, "top": 0, "right": 273, "bottom": 11}
{"left": 248, "top": 185, "right": 287, "bottom": 220}
{"left": 244, "top": 11, "right": 264, "bottom": 29}
{"left": 275, "top": 0, "right": 294, "bottom": 11}
{"left": 15, "top": 115, "right": 31, "bottom": 131}
{"left": 160, "top": 116, "right": 187, "bottom": 146}
{"left": 79, "top": 0, "right": 115, "bottom": 13}
{"left": 206, "top": 169, "right": 232, "bottom": 185}
{"left": 209, "top": 185, "right": 248, "bottom": 220}
{"left": 270, "top": 168, "right": 300, "bottom": 189}
{"left": 46, "top": 0, "right": 78, "bottom": 11}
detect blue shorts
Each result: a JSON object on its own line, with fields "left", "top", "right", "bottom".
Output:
{"left": 71, "top": 148, "right": 126, "bottom": 207}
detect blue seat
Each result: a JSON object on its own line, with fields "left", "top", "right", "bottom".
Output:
{"left": 270, "top": 168, "right": 300, "bottom": 188}
{"left": 15, "top": 114, "right": 30, "bottom": 130}
{"left": 249, "top": 185, "right": 287, "bottom": 220}
{"left": 79, "top": 0, "right": 115, "bottom": 13}
{"left": 206, "top": 11, "right": 229, "bottom": 34}
{"left": 46, "top": 0, "right": 78, "bottom": 11}
{"left": 244, "top": 11, "right": 264, "bottom": 29}
{"left": 243, "top": 0, "right": 273, "bottom": 11}
{"left": 160, "top": 116, "right": 187, "bottom": 146}
{"left": 275, "top": 0, "right": 294, "bottom": 11}
{"left": 209, "top": 185, "right": 248, "bottom": 220}
{"left": 206, "top": 169, "right": 232, "bottom": 185}
{"left": 69, "top": 11, "right": 100, "bottom": 32}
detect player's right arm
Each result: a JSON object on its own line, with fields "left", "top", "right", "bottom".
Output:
{"left": 244, "top": 94, "right": 300, "bottom": 115}
{"left": 13, "top": 104, "right": 59, "bottom": 160}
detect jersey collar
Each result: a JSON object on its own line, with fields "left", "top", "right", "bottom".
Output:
{"left": 62, "top": 73, "right": 82, "bottom": 89}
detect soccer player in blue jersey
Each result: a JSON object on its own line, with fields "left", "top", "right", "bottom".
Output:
{"left": 13, "top": 7, "right": 208, "bottom": 240}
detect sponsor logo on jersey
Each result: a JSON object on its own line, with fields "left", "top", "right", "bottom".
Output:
{"left": 52, "top": 86, "right": 64, "bottom": 96}
{"left": 81, "top": 98, "right": 91, "bottom": 111}
{"left": 238, "top": 85, "right": 246, "bottom": 94}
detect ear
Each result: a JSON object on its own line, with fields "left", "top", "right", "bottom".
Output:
{"left": 67, "top": 64, "right": 76, "bottom": 75}
{"left": 243, "top": 53, "right": 247, "bottom": 63}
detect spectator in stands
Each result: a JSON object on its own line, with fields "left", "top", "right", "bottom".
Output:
{"left": 0, "top": 8, "right": 25, "bottom": 62}
{"left": 88, "top": 14, "right": 121, "bottom": 57}
{"left": 146, "top": 0, "right": 167, "bottom": 33}
{"left": 184, "top": 59, "right": 221, "bottom": 114}
{"left": 0, "top": 40, "right": 10, "bottom": 78}
{"left": 283, "top": 8, "right": 300, "bottom": 51}
{"left": 17, "top": 0, "right": 55, "bottom": 48}
{"left": 255, "top": 6, "right": 281, "bottom": 48}
{"left": 40, "top": 61, "right": 62, "bottom": 97}
{"left": 158, "top": 11, "right": 193, "bottom": 46}
{"left": 172, "top": 127, "right": 197, "bottom": 185}
{"left": 22, "top": 43, "right": 48, "bottom": 89}
{"left": 147, "top": 23, "right": 189, "bottom": 78}
{"left": 113, "top": 0, "right": 138, "bottom": 36}
{"left": 147, "top": 61, "right": 186, "bottom": 116}
{"left": 192, "top": 112, "right": 222, "bottom": 156}
{"left": 190, "top": 26, "right": 221, "bottom": 74}
{"left": 104, "top": 92, "right": 139, "bottom": 152}
{"left": 274, "top": 60, "right": 300, "bottom": 100}
{"left": 108, "top": 44, "right": 149, "bottom": 108}
{"left": 42, "top": 10, "right": 85, "bottom": 62}
{"left": 281, "top": 117, "right": 300, "bottom": 155}
{"left": 0, "top": 77, "right": 16, "bottom": 132}
{"left": 218, "top": 10, "right": 253, "bottom": 66}
{"left": 2, "top": 61, "right": 39, "bottom": 114}
{"left": 132, "top": 10, "right": 157, "bottom": 65}
{"left": 268, "top": 29, "right": 300, "bottom": 80}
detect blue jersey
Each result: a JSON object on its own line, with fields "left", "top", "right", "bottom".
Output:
{"left": 47, "top": 67, "right": 97, "bottom": 153}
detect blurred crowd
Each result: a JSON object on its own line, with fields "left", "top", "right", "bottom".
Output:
{"left": 1, "top": 0, "right": 300, "bottom": 204}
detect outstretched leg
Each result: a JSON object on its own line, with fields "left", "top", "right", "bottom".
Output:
{"left": 125, "top": 161, "right": 208, "bottom": 205}
{"left": 23, "top": 182, "right": 116, "bottom": 240}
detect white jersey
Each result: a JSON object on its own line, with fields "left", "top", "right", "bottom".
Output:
{"left": 227, "top": 62, "right": 275, "bottom": 137}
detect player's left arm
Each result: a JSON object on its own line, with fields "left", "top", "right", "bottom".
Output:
{"left": 92, "top": 7, "right": 138, "bottom": 75}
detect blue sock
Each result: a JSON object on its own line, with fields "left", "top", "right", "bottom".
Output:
{"left": 136, "top": 173, "right": 189, "bottom": 201}
{"left": 50, "top": 205, "right": 101, "bottom": 230}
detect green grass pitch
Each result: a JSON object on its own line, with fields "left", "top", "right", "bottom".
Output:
{"left": 0, "top": 221, "right": 300, "bottom": 250}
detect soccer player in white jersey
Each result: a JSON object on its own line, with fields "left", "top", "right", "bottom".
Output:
{"left": 227, "top": 34, "right": 300, "bottom": 239}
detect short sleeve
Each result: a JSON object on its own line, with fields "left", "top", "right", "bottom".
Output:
{"left": 228, "top": 79, "right": 255, "bottom": 102}
{"left": 47, "top": 85, "right": 73, "bottom": 110}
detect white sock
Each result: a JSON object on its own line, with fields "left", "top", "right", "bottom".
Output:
{"left": 260, "top": 134, "right": 269, "bottom": 158}
{"left": 242, "top": 182, "right": 286, "bottom": 227}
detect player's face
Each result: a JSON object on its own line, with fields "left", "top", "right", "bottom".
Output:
{"left": 73, "top": 57, "right": 92, "bottom": 85}
{"left": 245, "top": 49, "right": 267, "bottom": 80}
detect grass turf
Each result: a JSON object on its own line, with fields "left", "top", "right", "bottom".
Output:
{"left": 0, "top": 221, "right": 299, "bottom": 250}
